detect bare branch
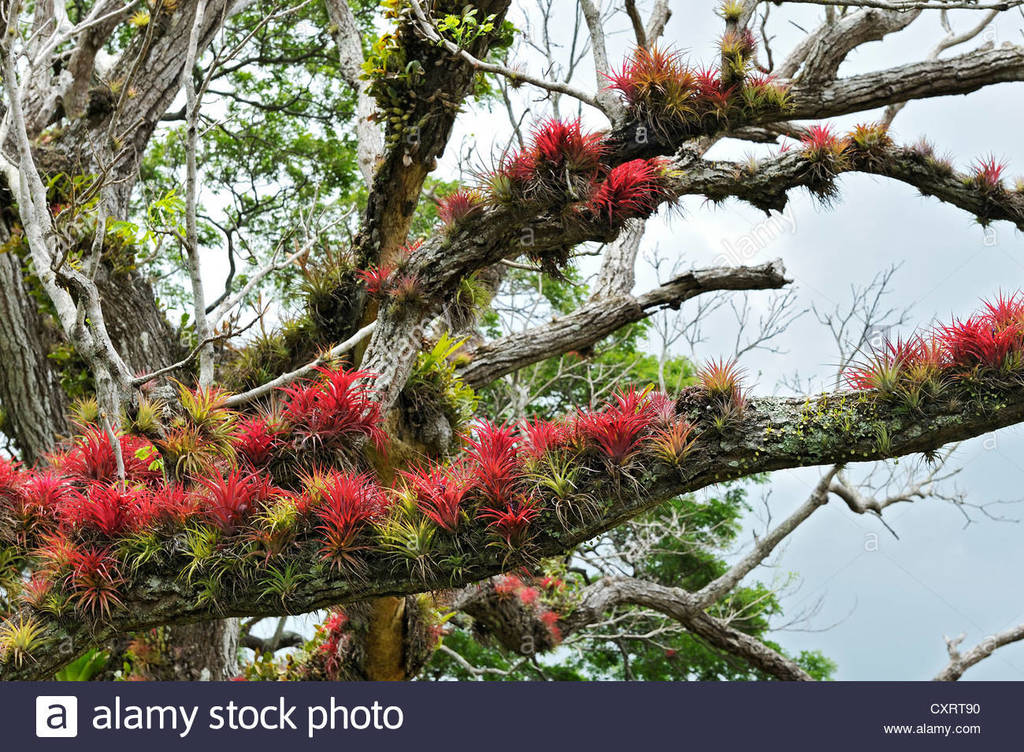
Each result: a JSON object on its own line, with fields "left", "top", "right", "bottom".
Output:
{"left": 458, "top": 260, "right": 791, "bottom": 389}
{"left": 934, "top": 624, "right": 1024, "bottom": 681}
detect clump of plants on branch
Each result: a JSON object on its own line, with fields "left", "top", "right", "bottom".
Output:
{"left": 3, "top": 290, "right": 1023, "bottom": 670}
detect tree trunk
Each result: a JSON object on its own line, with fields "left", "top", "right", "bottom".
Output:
{"left": 151, "top": 620, "right": 241, "bottom": 681}
{"left": 0, "top": 246, "right": 68, "bottom": 463}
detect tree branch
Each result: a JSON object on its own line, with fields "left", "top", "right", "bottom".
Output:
{"left": 566, "top": 576, "right": 812, "bottom": 681}
{"left": 8, "top": 374, "right": 1024, "bottom": 679}
{"left": 458, "top": 260, "right": 791, "bottom": 389}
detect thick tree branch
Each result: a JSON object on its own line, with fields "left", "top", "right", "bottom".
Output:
{"left": 788, "top": 8, "right": 921, "bottom": 85}
{"left": 788, "top": 45, "right": 1024, "bottom": 120}
{"left": 8, "top": 376, "right": 1024, "bottom": 679}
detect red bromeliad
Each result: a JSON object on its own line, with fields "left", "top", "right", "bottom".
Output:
{"left": 194, "top": 470, "right": 275, "bottom": 535}
{"left": 309, "top": 471, "right": 390, "bottom": 565}
{"left": 67, "top": 545, "right": 125, "bottom": 618}
{"left": 437, "top": 188, "right": 483, "bottom": 227}
{"left": 605, "top": 45, "right": 690, "bottom": 108}
{"left": 465, "top": 421, "right": 522, "bottom": 507}
{"left": 400, "top": 462, "right": 472, "bottom": 533}
{"left": 279, "top": 367, "right": 386, "bottom": 452}
{"left": 800, "top": 124, "right": 846, "bottom": 161}
{"left": 530, "top": 118, "right": 606, "bottom": 176}
{"left": 64, "top": 484, "right": 140, "bottom": 538}
{"left": 356, "top": 265, "right": 396, "bottom": 297}
{"left": 232, "top": 417, "right": 282, "bottom": 467}
{"left": 589, "top": 158, "right": 667, "bottom": 223}
{"left": 971, "top": 156, "right": 1008, "bottom": 190}
{"left": 520, "top": 418, "right": 567, "bottom": 462}
{"left": 58, "top": 428, "right": 160, "bottom": 485}
{"left": 479, "top": 494, "right": 540, "bottom": 547}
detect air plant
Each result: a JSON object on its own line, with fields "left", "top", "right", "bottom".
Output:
{"left": 740, "top": 74, "right": 791, "bottom": 115}
{"left": 181, "top": 524, "right": 220, "bottom": 581}
{"left": 258, "top": 561, "right": 308, "bottom": 604}
{"left": 118, "top": 527, "right": 165, "bottom": 574}
{"left": 232, "top": 417, "right": 281, "bottom": 467}
{"left": 529, "top": 454, "right": 596, "bottom": 530}
{"left": 0, "top": 458, "right": 22, "bottom": 506}
{"left": 577, "top": 408, "right": 651, "bottom": 466}
{"left": 896, "top": 337, "right": 948, "bottom": 410}
{"left": 480, "top": 493, "right": 540, "bottom": 547}
{"left": 847, "top": 122, "right": 893, "bottom": 159}
{"left": 11, "top": 471, "right": 67, "bottom": 533}
{"left": 34, "top": 531, "right": 77, "bottom": 574}
{"left": 517, "top": 585, "right": 539, "bottom": 605}
{"left": 719, "top": 0, "right": 743, "bottom": 22}
{"left": 279, "top": 365, "right": 386, "bottom": 453}
{"left": 983, "top": 291, "right": 1024, "bottom": 330}
{"left": 531, "top": 118, "right": 606, "bottom": 178}
{"left": 647, "top": 391, "right": 678, "bottom": 426}
{"left": 60, "top": 428, "right": 160, "bottom": 485}
{"left": 697, "top": 358, "right": 747, "bottom": 411}
{"left": 576, "top": 388, "right": 656, "bottom": 466}
{"left": 971, "top": 156, "right": 1008, "bottom": 191}
{"left": 250, "top": 492, "right": 303, "bottom": 559}
{"left": 493, "top": 574, "right": 523, "bottom": 596}
{"left": 65, "top": 484, "right": 140, "bottom": 538}
{"left": 194, "top": 470, "right": 273, "bottom": 535}
{"left": 0, "top": 615, "right": 47, "bottom": 667}
{"left": 356, "top": 265, "right": 395, "bottom": 297}
{"left": 19, "top": 575, "right": 53, "bottom": 610}
{"left": 377, "top": 510, "right": 437, "bottom": 580}
{"left": 310, "top": 471, "right": 389, "bottom": 569}
{"left": 69, "top": 396, "right": 100, "bottom": 427}
{"left": 493, "top": 118, "right": 608, "bottom": 205}
{"left": 399, "top": 462, "right": 471, "bottom": 533}
{"left": 800, "top": 124, "right": 849, "bottom": 199}
{"left": 692, "top": 64, "right": 733, "bottom": 120}
{"left": 465, "top": 421, "right": 522, "bottom": 507}
{"left": 157, "top": 424, "right": 212, "bottom": 480}
{"left": 177, "top": 383, "right": 236, "bottom": 440}
{"left": 68, "top": 545, "right": 125, "bottom": 618}
{"left": 845, "top": 337, "right": 925, "bottom": 395}
{"left": 539, "top": 609, "right": 563, "bottom": 644}
{"left": 936, "top": 315, "right": 1021, "bottom": 371}
{"left": 127, "top": 397, "right": 163, "bottom": 436}
{"left": 387, "top": 272, "right": 425, "bottom": 306}
{"left": 437, "top": 188, "right": 484, "bottom": 227}
{"left": 719, "top": 29, "right": 757, "bottom": 87}
{"left": 589, "top": 158, "right": 668, "bottom": 224}
{"left": 133, "top": 483, "right": 194, "bottom": 532}
{"left": 520, "top": 418, "right": 567, "bottom": 463}
{"left": 649, "top": 420, "right": 698, "bottom": 465}
{"left": 605, "top": 45, "right": 697, "bottom": 124}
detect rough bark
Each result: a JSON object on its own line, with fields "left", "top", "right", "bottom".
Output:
{"left": 0, "top": 250, "right": 68, "bottom": 462}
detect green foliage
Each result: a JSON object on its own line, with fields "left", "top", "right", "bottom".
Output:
{"left": 403, "top": 334, "right": 479, "bottom": 436}
{"left": 435, "top": 8, "right": 497, "bottom": 47}
{"left": 135, "top": 0, "right": 369, "bottom": 310}
{"left": 55, "top": 648, "right": 109, "bottom": 681}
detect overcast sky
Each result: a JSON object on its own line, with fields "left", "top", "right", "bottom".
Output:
{"left": 439, "top": 2, "right": 1024, "bottom": 680}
